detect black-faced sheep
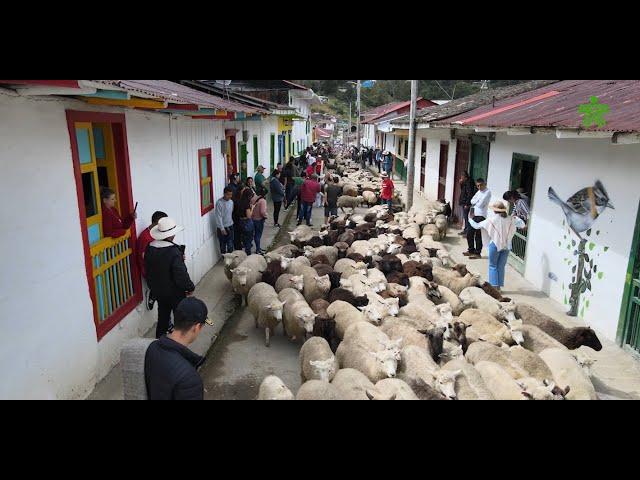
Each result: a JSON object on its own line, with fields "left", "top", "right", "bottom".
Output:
{"left": 516, "top": 304, "right": 602, "bottom": 351}
{"left": 328, "top": 288, "right": 369, "bottom": 307}
{"left": 380, "top": 254, "right": 403, "bottom": 274}
{"left": 311, "top": 299, "right": 339, "bottom": 353}
{"left": 260, "top": 260, "right": 283, "bottom": 287}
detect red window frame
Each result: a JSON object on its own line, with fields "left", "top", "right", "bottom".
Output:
{"left": 65, "top": 110, "right": 142, "bottom": 341}
{"left": 199, "top": 148, "right": 214, "bottom": 215}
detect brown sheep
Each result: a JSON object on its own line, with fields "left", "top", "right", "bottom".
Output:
{"left": 328, "top": 288, "right": 369, "bottom": 307}
{"left": 334, "top": 242, "right": 349, "bottom": 258}
{"left": 516, "top": 304, "right": 603, "bottom": 351}
{"left": 385, "top": 271, "right": 409, "bottom": 287}
{"left": 313, "top": 263, "right": 334, "bottom": 278}
{"left": 310, "top": 255, "right": 330, "bottom": 267}
{"left": 402, "top": 261, "right": 433, "bottom": 281}
{"left": 380, "top": 254, "right": 403, "bottom": 274}
{"left": 261, "top": 261, "right": 283, "bottom": 287}
{"left": 338, "top": 230, "right": 355, "bottom": 245}
{"left": 310, "top": 299, "right": 338, "bottom": 353}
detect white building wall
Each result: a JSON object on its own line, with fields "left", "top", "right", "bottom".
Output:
{"left": 486, "top": 133, "right": 640, "bottom": 341}
{"left": 0, "top": 92, "right": 278, "bottom": 398}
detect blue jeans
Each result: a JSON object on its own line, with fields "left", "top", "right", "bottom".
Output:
{"left": 385, "top": 199, "right": 393, "bottom": 208}
{"left": 242, "top": 219, "right": 254, "bottom": 255}
{"left": 488, "top": 241, "right": 509, "bottom": 287}
{"left": 254, "top": 219, "right": 265, "bottom": 253}
{"left": 299, "top": 201, "right": 313, "bottom": 225}
{"left": 217, "top": 227, "right": 234, "bottom": 254}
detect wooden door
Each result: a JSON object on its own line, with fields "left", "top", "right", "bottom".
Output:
{"left": 452, "top": 138, "right": 470, "bottom": 224}
{"left": 438, "top": 142, "right": 449, "bottom": 200}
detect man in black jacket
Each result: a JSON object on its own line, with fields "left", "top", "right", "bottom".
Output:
{"left": 145, "top": 217, "right": 196, "bottom": 338}
{"left": 145, "top": 297, "right": 213, "bottom": 400}
{"left": 458, "top": 171, "right": 477, "bottom": 236}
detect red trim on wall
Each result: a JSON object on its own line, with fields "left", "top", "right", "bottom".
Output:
{"left": 1, "top": 80, "right": 80, "bottom": 88}
{"left": 198, "top": 148, "right": 214, "bottom": 216}
{"left": 65, "top": 109, "right": 142, "bottom": 341}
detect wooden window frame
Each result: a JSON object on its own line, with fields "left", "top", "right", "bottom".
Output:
{"left": 66, "top": 110, "right": 141, "bottom": 341}
{"left": 199, "top": 148, "right": 214, "bottom": 215}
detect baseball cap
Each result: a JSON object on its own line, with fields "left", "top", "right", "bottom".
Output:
{"left": 174, "top": 297, "right": 214, "bottom": 326}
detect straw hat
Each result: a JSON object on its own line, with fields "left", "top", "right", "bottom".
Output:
{"left": 151, "top": 217, "right": 184, "bottom": 240}
{"left": 490, "top": 200, "right": 509, "bottom": 213}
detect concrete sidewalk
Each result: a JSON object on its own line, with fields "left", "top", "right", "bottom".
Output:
{"left": 87, "top": 200, "right": 291, "bottom": 400}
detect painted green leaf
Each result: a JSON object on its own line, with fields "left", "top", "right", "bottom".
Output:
{"left": 580, "top": 283, "right": 587, "bottom": 294}
{"left": 584, "top": 253, "right": 590, "bottom": 263}
{"left": 563, "top": 219, "right": 565, "bottom": 226}
{"left": 586, "top": 228, "right": 592, "bottom": 236}
{"left": 572, "top": 239, "right": 577, "bottom": 247}
{"left": 572, "top": 265, "right": 576, "bottom": 274}
{"left": 580, "top": 307, "right": 584, "bottom": 317}
{"left": 597, "top": 272, "right": 604, "bottom": 280}
{"left": 604, "top": 246, "right": 609, "bottom": 252}
{"left": 588, "top": 242, "right": 595, "bottom": 251}
{"left": 590, "top": 259, "right": 594, "bottom": 268}
{"left": 585, "top": 270, "right": 592, "bottom": 280}
{"left": 586, "top": 280, "right": 592, "bottom": 291}
{"left": 594, "top": 265, "right": 598, "bottom": 273}
{"left": 586, "top": 299, "right": 590, "bottom": 308}
{"left": 564, "top": 295, "right": 568, "bottom": 305}
{"left": 596, "top": 230, "right": 600, "bottom": 235}
{"left": 567, "top": 245, "right": 571, "bottom": 250}
{"left": 558, "top": 241, "right": 562, "bottom": 247}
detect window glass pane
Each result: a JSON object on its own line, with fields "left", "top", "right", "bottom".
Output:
{"left": 76, "top": 128, "right": 92, "bottom": 165}
{"left": 200, "top": 155, "right": 208, "bottom": 178}
{"left": 82, "top": 172, "right": 97, "bottom": 217}
{"left": 93, "top": 126, "right": 105, "bottom": 160}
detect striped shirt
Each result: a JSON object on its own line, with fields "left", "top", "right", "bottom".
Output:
{"left": 513, "top": 198, "right": 530, "bottom": 222}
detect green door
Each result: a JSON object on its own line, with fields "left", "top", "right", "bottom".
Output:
{"left": 507, "top": 153, "right": 538, "bottom": 274}
{"left": 238, "top": 142, "right": 248, "bottom": 182}
{"left": 253, "top": 135, "right": 259, "bottom": 171}
{"left": 270, "top": 134, "right": 275, "bottom": 171}
{"left": 469, "top": 141, "right": 489, "bottom": 182}
{"left": 618, "top": 201, "right": 640, "bottom": 354}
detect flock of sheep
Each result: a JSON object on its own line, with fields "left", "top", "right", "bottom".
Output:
{"left": 222, "top": 153, "right": 604, "bottom": 400}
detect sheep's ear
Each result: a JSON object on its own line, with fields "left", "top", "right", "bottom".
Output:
{"left": 564, "top": 385, "right": 571, "bottom": 395}
{"left": 521, "top": 391, "right": 534, "bottom": 400}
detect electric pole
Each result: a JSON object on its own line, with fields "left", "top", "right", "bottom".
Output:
{"left": 356, "top": 80, "right": 361, "bottom": 150}
{"left": 406, "top": 80, "right": 418, "bottom": 212}
{"left": 348, "top": 102, "right": 352, "bottom": 145}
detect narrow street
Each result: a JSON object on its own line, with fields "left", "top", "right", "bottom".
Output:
{"left": 200, "top": 202, "right": 345, "bottom": 399}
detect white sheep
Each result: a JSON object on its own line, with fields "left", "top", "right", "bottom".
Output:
{"left": 464, "top": 341, "right": 529, "bottom": 379}
{"left": 336, "top": 321, "right": 402, "bottom": 383}
{"left": 371, "top": 378, "right": 419, "bottom": 400}
{"left": 257, "top": 375, "right": 294, "bottom": 400}
{"left": 434, "top": 214, "right": 447, "bottom": 238}
{"left": 264, "top": 244, "right": 298, "bottom": 263}
{"left": 304, "top": 245, "right": 339, "bottom": 266}
{"left": 231, "top": 254, "right": 267, "bottom": 304}
{"left": 326, "top": 300, "right": 364, "bottom": 339}
{"left": 247, "top": 282, "right": 285, "bottom": 347}
{"left": 474, "top": 361, "right": 528, "bottom": 400}
{"left": 296, "top": 380, "right": 341, "bottom": 400}
{"left": 432, "top": 268, "right": 480, "bottom": 295}
{"left": 283, "top": 299, "right": 317, "bottom": 343}
{"left": 396, "top": 345, "right": 461, "bottom": 399}
{"left": 431, "top": 285, "right": 464, "bottom": 316}
{"left": 284, "top": 255, "right": 312, "bottom": 275}
{"left": 330, "top": 368, "right": 375, "bottom": 400}
{"left": 334, "top": 258, "right": 368, "bottom": 279}
{"left": 422, "top": 223, "right": 442, "bottom": 241}
{"left": 299, "top": 337, "right": 338, "bottom": 383}
{"left": 507, "top": 345, "right": 555, "bottom": 383}
{"left": 362, "top": 190, "right": 378, "bottom": 206}
{"left": 441, "top": 358, "right": 494, "bottom": 400}
{"left": 274, "top": 273, "right": 304, "bottom": 293}
{"left": 298, "top": 265, "right": 331, "bottom": 304}
{"left": 341, "top": 273, "right": 383, "bottom": 297}
{"left": 223, "top": 251, "right": 247, "bottom": 281}
{"left": 402, "top": 223, "right": 421, "bottom": 240}
{"left": 538, "top": 348, "right": 597, "bottom": 400}
{"left": 348, "top": 240, "right": 375, "bottom": 258}
{"left": 459, "top": 309, "right": 515, "bottom": 346}
{"left": 338, "top": 195, "right": 364, "bottom": 212}
{"left": 380, "top": 317, "right": 429, "bottom": 351}
{"left": 367, "top": 268, "right": 388, "bottom": 292}
{"left": 516, "top": 377, "right": 570, "bottom": 400}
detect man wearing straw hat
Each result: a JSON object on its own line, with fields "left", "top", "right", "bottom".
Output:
{"left": 145, "top": 217, "right": 195, "bottom": 338}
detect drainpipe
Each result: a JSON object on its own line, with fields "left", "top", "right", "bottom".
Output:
{"left": 356, "top": 80, "right": 361, "bottom": 150}
{"left": 406, "top": 80, "right": 418, "bottom": 212}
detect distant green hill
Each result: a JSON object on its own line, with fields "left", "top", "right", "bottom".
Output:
{"left": 298, "top": 80, "right": 529, "bottom": 120}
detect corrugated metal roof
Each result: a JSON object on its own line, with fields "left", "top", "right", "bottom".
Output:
{"left": 433, "top": 80, "right": 640, "bottom": 133}
{"left": 364, "top": 98, "right": 436, "bottom": 124}
{"left": 362, "top": 101, "right": 404, "bottom": 118}
{"left": 391, "top": 80, "right": 559, "bottom": 125}
{"left": 94, "top": 80, "right": 265, "bottom": 113}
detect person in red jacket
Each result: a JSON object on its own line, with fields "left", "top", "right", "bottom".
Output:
{"left": 306, "top": 162, "right": 315, "bottom": 178}
{"left": 138, "top": 211, "right": 168, "bottom": 310}
{"left": 380, "top": 172, "right": 395, "bottom": 209}
{"left": 101, "top": 187, "right": 137, "bottom": 238}
{"left": 298, "top": 174, "right": 321, "bottom": 226}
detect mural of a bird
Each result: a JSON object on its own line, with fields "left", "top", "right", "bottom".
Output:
{"left": 548, "top": 180, "right": 614, "bottom": 238}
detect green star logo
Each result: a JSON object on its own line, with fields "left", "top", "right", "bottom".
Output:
{"left": 578, "top": 96, "right": 609, "bottom": 128}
